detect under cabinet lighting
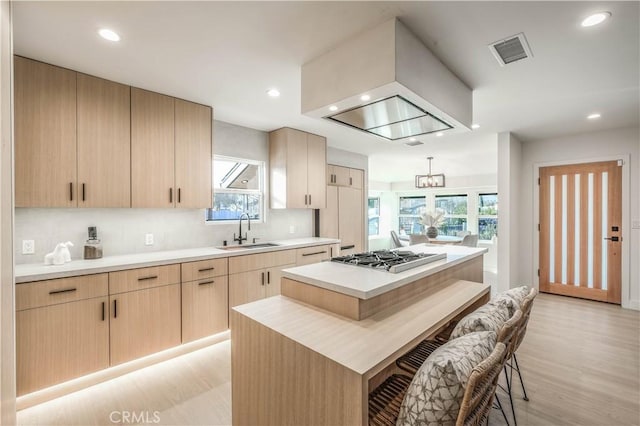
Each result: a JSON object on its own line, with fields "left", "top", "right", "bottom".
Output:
{"left": 581, "top": 12, "right": 611, "bottom": 27}
{"left": 98, "top": 28, "right": 120, "bottom": 42}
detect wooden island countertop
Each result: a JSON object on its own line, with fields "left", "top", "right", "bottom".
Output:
{"left": 231, "top": 245, "right": 490, "bottom": 426}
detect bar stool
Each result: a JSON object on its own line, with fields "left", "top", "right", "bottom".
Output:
{"left": 369, "top": 335, "right": 508, "bottom": 426}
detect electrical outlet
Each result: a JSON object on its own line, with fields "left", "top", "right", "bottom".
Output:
{"left": 632, "top": 220, "right": 640, "bottom": 229}
{"left": 289, "top": 225, "right": 295, "bottom": 234}
{"left": 22, "top": 240, "right": 35, "bottom": 255}
{"left": 145, "top": 233, "right": 154, "bottom": 246}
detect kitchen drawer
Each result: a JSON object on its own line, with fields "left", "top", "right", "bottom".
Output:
{"left": 109, "top": 264, "right": 180, "bottom": 295}
{"left": 229, "top": 249, "right": 296, "bottom": 274}
{"left": 182, "top": 257, "right": 228, "bottom": 282}
{"left": 16, "top": 274, "right": 108, "bottom": 311}
{"left": 296, "top": 245, "right": 331, "bottom": 266}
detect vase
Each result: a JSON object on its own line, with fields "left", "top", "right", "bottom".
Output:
{"left": 426, "top": 226, "right": 438, "bottom": 239}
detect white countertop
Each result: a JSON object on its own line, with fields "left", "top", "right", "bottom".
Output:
{"left": 281, "top": 244, "right": 487, "bottom": 300}
{"left": 15, "top": 237, "right": 339, "bottom": 283}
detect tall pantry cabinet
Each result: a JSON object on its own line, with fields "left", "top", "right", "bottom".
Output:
{"left": 320, "top": 164, "right": 365, "bottom": 255}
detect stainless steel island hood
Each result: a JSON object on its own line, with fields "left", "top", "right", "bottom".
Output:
{"left": 301, "top": 18, "right": 472, "bottom": 141}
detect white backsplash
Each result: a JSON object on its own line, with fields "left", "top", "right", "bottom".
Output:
{"left": 14, "top": 207, "right": 313, "bottom": 264}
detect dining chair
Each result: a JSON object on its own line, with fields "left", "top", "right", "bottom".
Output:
{"left": 456, "top": 230, "right": 471, "bottom": 237}
{"left": 461, "top": 234, "right": 479, "bottom": 247}
{"left": 409, "top": 234, "right": 429, "bottom": 245}
{"left": 390, "top": 230, "right": 404, "bottom": 248}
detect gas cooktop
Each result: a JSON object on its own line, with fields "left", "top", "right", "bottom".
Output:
{"left": 330, "top": 250, "right": 446, "bottom": 273}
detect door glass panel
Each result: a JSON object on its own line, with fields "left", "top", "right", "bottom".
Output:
{"left": 561, "top": 175, "right": 568, "bottom": 284}
{"left": 549, "top": 175, "right": 555, "bottom": 282}
{"left": 587, "top": 173, "right": 594, "bottom": 288}
{"left": 574, "top": 174, "right": 580, "bottom": 286}
{"left": 601, "top": 172, "right": 608, "bottom": 290}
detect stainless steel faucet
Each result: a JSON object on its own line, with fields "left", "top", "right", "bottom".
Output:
{"left": 233, "top": 213, "right": 251, "bottom": 245}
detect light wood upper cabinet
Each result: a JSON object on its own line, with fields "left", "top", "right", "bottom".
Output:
{"left": 269, "top": 127, "right": 326, "bottom": 209}
{"left": 131, "top": 88, "right": 176, "bottom": 208}
{"left": 349, "top": 168, "right": 364, "bottom": 189}
{"left": 14, "top": 56, "right": 77, "bottom": 207}
{"left": 175, "top": 99, "right": 213, "bottom": 208}
{"left": 132, "top": 89, "right": 213, "bottom": 209}
{"left": 77, "top": 74, "right": 131, "bottom": 207}
{"left": 320, "top": 185, "right": 340, "bottom": 240}
{"left": 327, "top": 164, "right": 364, "bottom": 189}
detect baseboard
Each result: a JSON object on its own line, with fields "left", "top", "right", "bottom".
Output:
{"left": 16, "top": 330, "right": 230, "bottom": 410}
{"left": 623, "top": 299, "right": 640, "bottom": 311}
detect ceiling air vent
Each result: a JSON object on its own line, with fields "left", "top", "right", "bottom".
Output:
{"left": 489, "top": 32, "right": 533, "bottom": 66}
{"left": 404, "top": 140, "right": 424, "bottom": 147}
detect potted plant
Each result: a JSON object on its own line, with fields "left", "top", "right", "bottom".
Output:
{"left": 420, "top": 210, "right": 445, "bottom": 239}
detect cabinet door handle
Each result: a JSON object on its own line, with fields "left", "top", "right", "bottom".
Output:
{"left": 308, "top": 194, "right": 311, "bottom": 205}
{"left": 304, "top": 194, "right": 308, "bottom": 205}
{"left": 113, "top": 299, "right": 117, "bottom": 319}
{"left": 69, "top": 182, "right": 73, "bottom": 201}
{"left": 261, "top": 272, "right": 265, "bottom": 286}
{"left": 198, "top": 280, "right": 215, "bottom": 286}
{"left": 101, "top": 301, "right": 105, "bottom": 321}
{"left": 49, "top": 288, "right": 76, "bottom": 295}
{"left": 267, "top": 271, "right": 270, "bottom": 284}
{"left": 169, "top": 188, "right": 173, "bottom": 204}
{"left": 302, "top": 250, "right": 327, "bottom": 257}
{"left": 138, "top": 275, "right": 158, "bottom": 281}
{"left": 198, "top": 267, "right": 215, "bottom": 272}
{"left": 350, "top": 177, "right": 353, "bottom": 186}
{"left": 341, "top": 244, "right": 355, "bottom": 250}
{"left": 178, "top": 188, "right": 181, "bottom": 203}
{"left": 330, "top": 247, "right": 333, "bottom": 257}
{"left": 82, "top": 183, "right": 86, "bottom": 201}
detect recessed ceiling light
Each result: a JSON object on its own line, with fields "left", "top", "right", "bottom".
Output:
{"left": 241, "top": 179, "right": 249, "bottom": 184}
{"left": 587, "top": 113, "right": 601, "bottom": 120}
{"left": 409, "top": 137, "right": 416, "bottom": 142}
{"left": 581, "top": 12, "right": 611, "bottom": 27}
{"left": 471, "top": 124, "right": 480, "bottom": 129}
{"left": 267, "top": 88, "right": 280, "bottom": 98}
{"left": 360, "top": 94, "right": 371, "bottom": 101}
{"left": 436, "top": 132, "right": 444, "bottom": 137}
{"left": 98, "top": 28, "right": 120, "bottom": 42}
{"left": 329, "top": 105, "right": 338, "bottom": 111}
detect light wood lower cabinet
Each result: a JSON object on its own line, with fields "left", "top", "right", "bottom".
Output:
{"left": 182, "top": 276, "right": 228, "bottom": 343}
{"left": 229, "top": 264, "right": 295, "bottom": 307}
{"left": 295, "top": 245, "right": 331, "bottom": 265}
{"left": 109, "top": 284, "right": 181, "bottom": 366}
{"left": 16, "top": 296, "right": 109, "bottom": 396}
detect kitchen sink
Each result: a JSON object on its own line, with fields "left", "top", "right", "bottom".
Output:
{"left": 218, "top": 243, "right": 280, "bottom": 251}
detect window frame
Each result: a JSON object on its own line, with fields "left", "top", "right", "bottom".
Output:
{"left": 206, "top": 155, "right": 266, "bottom": 224}
{"left": 368, "top": 196, "right": 381, "bottom": 236}
{"left": 435, "top": 194, "right": 468, "bottom": 236}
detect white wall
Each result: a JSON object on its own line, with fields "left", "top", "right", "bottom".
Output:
{"left": 0, "top": 1, "right": 15, "bottom": 422}
{"left": 497, "top": 132, "right": 522, "bottom": 293}
{"left": 519, "top": 126, "right": 640, "bottom": 309}
{"left": 14, "top": 120, "right": 314, "bottom": 264}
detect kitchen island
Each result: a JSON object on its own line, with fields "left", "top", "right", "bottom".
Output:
{"left": 230, "top": 245, "right": 490, "bottom": 426}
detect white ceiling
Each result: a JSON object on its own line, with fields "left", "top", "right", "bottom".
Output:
{"left": 13, "top": 1, "right": 639, "bottom": 183}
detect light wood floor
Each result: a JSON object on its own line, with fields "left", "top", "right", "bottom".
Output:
{"left": 17, "top": 293, "right": 640, "bottom": 426}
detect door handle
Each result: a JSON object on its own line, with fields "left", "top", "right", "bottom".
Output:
{"left": 604, "top": 236, "right": 620, "bottom": 242}
{"left": 169, "top": 188, "right": 173, "bottom": 204}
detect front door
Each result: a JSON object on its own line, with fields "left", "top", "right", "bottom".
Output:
{"left": 539, "top": 161, "right": 622, "bottom": 303}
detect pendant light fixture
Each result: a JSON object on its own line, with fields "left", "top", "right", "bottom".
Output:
{"left": 415, "top": 157, "right": 445, "bottom": 188}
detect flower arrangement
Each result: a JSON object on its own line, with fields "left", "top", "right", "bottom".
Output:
{"left": 419, "top": 210, "right": 445, "bottom": 228}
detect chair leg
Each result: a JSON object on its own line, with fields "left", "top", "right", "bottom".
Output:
{"left": 508, "top": 362, "right": 518, "bottom": 426}
{"left": 513, "top": 353, "right": 530, "bottom": 401}
{"left": 494, "top": 394, "right": 511, "bottom": 426}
